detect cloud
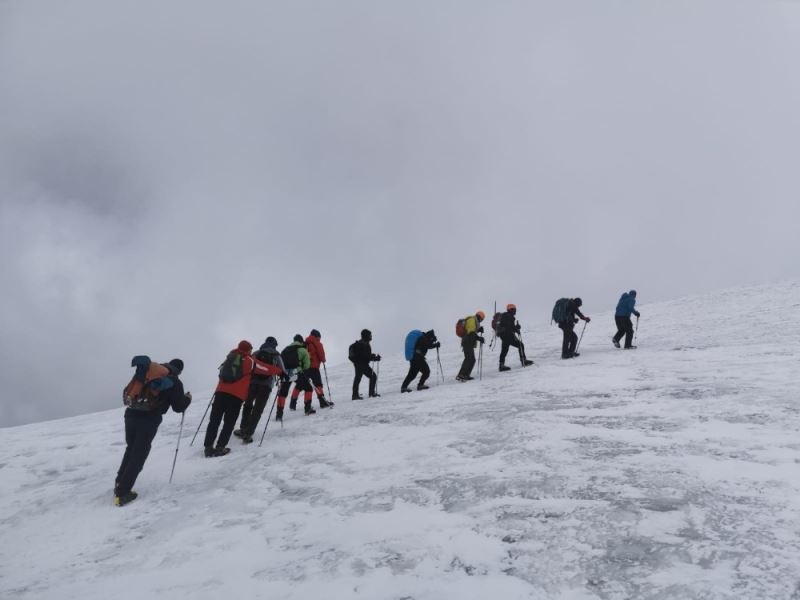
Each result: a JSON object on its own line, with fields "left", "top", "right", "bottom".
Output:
{"left": 1, "top": 0, "right": 799, "bottom": 425}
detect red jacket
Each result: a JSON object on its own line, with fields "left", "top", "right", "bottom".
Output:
{"left": 215, "top": 350, "right": 283, "bottom": 401}
{"left": 305, "top": 335, "right": 326, "bottom": 369}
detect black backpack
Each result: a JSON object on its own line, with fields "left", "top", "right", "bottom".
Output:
{"left": 491, "top": 312, "right": 504, "bottom": 336}
{"left": 219, "top": 351, "right": 244, "bottom": 383}
{"left": 348, "top": 341, "right": 359, "bottom": 362}
{"left": 281, "top": 345, "right": 300, "bottom": 370}
{"left": 552, "top": 298, "right": 570, "bottom": 324}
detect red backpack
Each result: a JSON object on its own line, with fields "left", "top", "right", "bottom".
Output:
{"left": 455, "top": 318, "right": 467, "bottom": 338}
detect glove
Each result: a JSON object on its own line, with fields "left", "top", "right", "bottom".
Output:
{"left": 634, "top": 311, "right": 641, "bottom": 318}
{"left": 574, "top": 318, "right": 579, "bottom": 324}
{"left": 433, "top": 341, "right": 441, "bottom": 349}
{"left": 478, "top": 336, "right": 485, "bottom": 344}
{"left": 478, "top": 326, "right": 484, "bottom": 333}
{"left": 585, "top": 317, "right": 591, "bottom": 323}
{"left": 184, "top": 392, "right": 192, "bottom": 407}
{"left": 374, "top": 354, "right": 381, "bottom": 362}
{"left": 515, "top": 324, "right": 521, "bottom": 333}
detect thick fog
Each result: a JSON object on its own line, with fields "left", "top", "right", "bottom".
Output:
{"left": 1, "top": 0, "right": 798, "bottom": 426}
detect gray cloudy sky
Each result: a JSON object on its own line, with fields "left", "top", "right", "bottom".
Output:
{"left": 1, "top": 0, "right": 798, "bottom": 426}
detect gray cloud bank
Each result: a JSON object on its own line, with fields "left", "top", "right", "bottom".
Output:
{"left": 1, "top": 0, "right": 798, "bottom": 426}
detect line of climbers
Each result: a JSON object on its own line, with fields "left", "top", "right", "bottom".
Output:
{"left": 114, "top": 290, "right": 640, "bottom": 506}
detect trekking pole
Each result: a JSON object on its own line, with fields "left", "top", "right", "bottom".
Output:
{"left": 322, "top": 363, "right": 333, "bottom": 404}
{"left": 190, "top": 394, "right": 214, "bottom": 446}
{"left": 436, "top": 347, "right": 445, "bottom": 383}
{"left": 634, "top": 316, "right": 639, "bottom": 344}
{"left": 258, "top": 387, "right": 280, "bottom": 447}
{"left": 169, "top": 412, "right": 185, "bottom": 484}
{"left": 576, "top": 321, "right": 588, "bottom": 354}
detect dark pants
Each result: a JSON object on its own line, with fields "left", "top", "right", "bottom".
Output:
{"left": 401, "top": 355, "right": 430, "bottom": 390}
{"left": 613, "top": 316, "right": 634, "bottom": 348}
{"left": 116, "top": 410, "right": 161, "bottom": 496}
{"left": 306, "top": 367, "right": 326, "bottom": 398}
{"left": 499, "top": 335, "right": 527, "bottom": 365}
{"left": 458, "top": 342, "right": 476, "bottom": 378}
{"left": 204, "top": 392, "right": 242, "bottom": 449}
{"left": 240, "top": 383, "right": 273, "bottom": 436}
{"left": 559, "top": 322, "right": 578, "bottom": 358}
{"left": 352, "top": 363, "right": 377, "bottom": 398}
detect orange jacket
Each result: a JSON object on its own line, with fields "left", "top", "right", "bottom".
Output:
{"left": 305, "top": 335, "right": 326, "bottom": 369}
{"left": 215, "top": 350, "right": 283, "bottom": 401}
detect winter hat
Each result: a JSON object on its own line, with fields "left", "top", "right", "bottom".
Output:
{"left": 264, "top": 336, "right": 278, "bottom": 348}
{"left": 629, "top": 290, "right": 637, "bottom": 297}
{"left": 361, "top": 328, "right": 372, "bottom": 340}
{"left": 238, "top": 340, "right": 253, "bottom": 353}
{"left": 310, "top": 329, "right": 321, "bottom": 338}
{"left": 476, "top": 311, "right": 486, "bottom": 321}
{"left": 168, "top": 358, "right": 184, "bottom": 374}
{"left": 506, "top": 303, "right": 516, "bottom": 312}
{"left": 293, "top": 334, "right": 304, "bottom": 343}
{"left": 574, "top": 298, "right": 583, "bottom": 307}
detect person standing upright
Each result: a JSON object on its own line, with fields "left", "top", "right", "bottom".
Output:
{"left": 349, "top": 329, "right": 381, "bottom": 399}
{"left": 496, "top": 304, "right": 534, "bottom": 371}
{"left": 612, "top": 290, "right": 640, "bottom": 349}
{"left": 305, "top": 329, "right": 332, "bottom": 408}
{"left": 456, "top": 311, "right": 485, "bottom": 381}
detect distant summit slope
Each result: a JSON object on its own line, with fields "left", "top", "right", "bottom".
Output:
{"left": 2, "top": 281, "right": 799, "bottom": 600}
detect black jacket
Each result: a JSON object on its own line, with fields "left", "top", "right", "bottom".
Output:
{"left": 350, "top": 339, "right": 379, "bottom": 365}
{"left": 566, "top": 299, "right": 586, "bottom": 323}
{"left": 252, "top": 345, "right": 282, "bottom": 385}
{"left": 498, "top": 312, "right": 520, "bottom": 339}
{"left": 414, "top": 331, "right": 439, "bottom": 359}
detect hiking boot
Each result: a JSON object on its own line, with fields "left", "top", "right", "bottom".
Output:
{"left": 305, "top": 406, "right": 317, "bottom": 415}
{"left": 417, "top": 384, "right": 429, "bottom": 391}
{"left": 369, "top": 393, "right": 381, "bottom": 398}
{"left": 204, "top": 446, "right": 215, "bottom": 457}
{"left": 213, "top": 447, "right": 231, "bottom": 457}
{"left": 241, "top": 435, "right": 253, "bottom": 444}
{"left": 499, "top": 364, "right": 511, "bottom": 372}
{"left": 233, "top": 429, "right": 244, "bottom": 438}
{"left": 114, "top": 490, "right": 138, "bottom": 507}
{"left": 522, "top": 359, "right": 534, "bottom": 366}
{"left": 289, "top": 400, "right": 297, "bottom": 411}
{"left": 612, "top": 338, "right": 621, "bottom": 349}
{"left": 275, "top": 408, "right": 284, "bottom": 422}
{"left": 572, "top": 352, "right": 580, "bottom": 357}
{"left": 401, "top": 387, "right": 412, "bottom": 393}
{"left": 319, "top": 398, "right": 332, "bottom": 408}
{"left": 352, "top": 394, "right": 364, "bottom": 400}
{"left": 624, "top": 345, "right": 637, "bottom": 350}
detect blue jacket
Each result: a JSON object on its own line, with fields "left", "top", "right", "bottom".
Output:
{"left": 615, "top": 292, "right": 639, "bottom": 318}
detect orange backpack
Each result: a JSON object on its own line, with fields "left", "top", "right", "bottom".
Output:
{"left": 123, "top": 356, "right": 171, "bottom": 410}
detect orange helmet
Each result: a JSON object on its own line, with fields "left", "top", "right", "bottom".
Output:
{"left": 476, "top": 311, "right": 486, "bottom": 321}
{"left": 506, "top": 303, "right": 516, "bottom": 311}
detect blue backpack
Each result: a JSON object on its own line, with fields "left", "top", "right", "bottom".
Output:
{"left": 405, "top": 330, "right": 423, "bottom": 361}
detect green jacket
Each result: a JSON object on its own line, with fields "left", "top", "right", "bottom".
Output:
{"left": 291, "top": 342, "right": 311, "bottom": 372}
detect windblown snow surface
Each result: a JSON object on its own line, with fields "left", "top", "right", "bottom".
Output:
{"left": 2, "top": 282, "right": 800, "bottom": 600}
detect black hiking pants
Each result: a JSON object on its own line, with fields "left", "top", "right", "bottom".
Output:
{"left": 352, "top": 362, "right": 377, "bottom": 398}
{"left": 613, "top": 316, "right": 634, "bottom": 348}
{"left": 401, "top": 355, "right": 430, "bottom": 390}
{"left": 559, "top": 322, "right": 578, "bottom": 358}
{"left": 499, "top": 335, "right": 526, "bottom": 365}
{"left": 204, "top": 392, "right": 242, "bottom": 449}
{"left": 458, "top": 342, "right": 476, "bottom": 378}
{"left": 240, "top": 383, "right": 273, "bottom": 436}
{"left": 116, "top": 410, "right": 161, "bottom": 496}
{"left": 306, "top": 367, "right": 325, "bottom": 397}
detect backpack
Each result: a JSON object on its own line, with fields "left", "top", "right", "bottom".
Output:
{"left": 405, "top": 330, "right": 423, "bottom": 361}
{"left": 455, "top": 318, "right": 466, "bottom": 338}
{"left": 281, "top": 345, "right": 300, "bottom": 370}
{"left": 552, "top": 298, "right": 570, "bottom": 324}
{"left": 348, "top": 341, "right": 358, "bottom": 362}
{"left": 219, "top": 351, "right": 245, "bottom": 383}
{"left": 123, "top": 355, "right": 173, "bottom": 411}
{"left": 491, "top": 312, "right": 503, "bottom": 336}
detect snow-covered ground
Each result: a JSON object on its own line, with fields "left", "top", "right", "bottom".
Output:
{"left": 2, "top": 282, "right": 800, "bottom": 599}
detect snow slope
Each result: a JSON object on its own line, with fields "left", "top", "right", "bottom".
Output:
{"left": 2, "top": 282, "right": 800, "bottom": 599}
